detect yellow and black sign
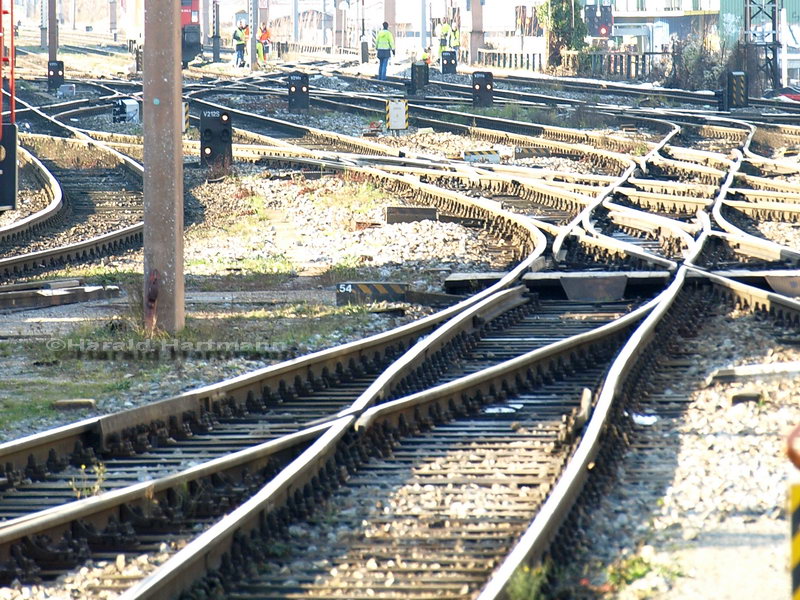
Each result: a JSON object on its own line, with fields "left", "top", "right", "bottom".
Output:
{"left": 182, "top": 102, "right": 190, "bottom": 133}
{"left": 386, "top": 99, "right": 409, "bottom": 130}
{"left": 462, "top": 149, "right": 500, "bottom": 163}
{"left": 727, "top": 71, "right": 748, "bottom": 108}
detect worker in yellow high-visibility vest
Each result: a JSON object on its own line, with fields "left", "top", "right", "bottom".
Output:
{"left": 438, "top": 21, "right": 452, "bottom": 57}
{"left": 375, "top": 22, "right": 395, "bottom": 81}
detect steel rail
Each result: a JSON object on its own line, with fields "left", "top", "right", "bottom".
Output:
{"left": 0, "top": 158, "right": 546, "bottom": 470}
{"left": 0, "top": 284, "right": 542, "bottom": 544}
{"left": 117, "top": 291, "right": 656, "bottom": 600}
{"left": 0, "top": 133, "right": 145, "bottom": 278}
{"left": 0, "top": 146, "right": 64, "bottom": 244}
{"left": 478, "top": 265, "right": 800, "bottom": 596}
{"left": 0, "top": 421, "right": 329, "bottom": 543}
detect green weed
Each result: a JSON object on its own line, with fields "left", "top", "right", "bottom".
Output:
{"left": 507, "top": 563, "right": 549, "bottom": 600}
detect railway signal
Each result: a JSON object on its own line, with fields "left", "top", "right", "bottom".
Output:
{"left": 441, "top": 50, "right": 457, "bottom": 74}
{"left": 472, "top": 71, "right": 493, "bottom": 107}
{"left": 200, "top": 109, "right": 232, "bottom": 171}
{"left": 408, "top": 61, "right": 428, "bottom": 95}
{"left": 1, "top": 0, "right": 18, "bottom": 212}
{"left": 585, "top": 6, "right": 597, "bottom": 36}
{"left": 597, "top": 4, "right": 612, "bottom": 37}
{"left": 288, "top": 72, "right": 309, "bottom": 110}
{"left": 585, "top": 1, "right": 612, "bottom": 38}
{"left": 47, "top": 59, "right": 64, "bottom": 91}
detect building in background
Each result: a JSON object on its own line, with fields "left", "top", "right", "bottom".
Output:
{"left": 612, "top": 0, "right": 718, "bottom": 52}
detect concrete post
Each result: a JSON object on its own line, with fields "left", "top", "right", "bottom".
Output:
{"left": 384, "top": 0, "right": 395, "bottom": 30}
{"left": 420, "top": 0, "right": 426, "bottom": 49}
{"left": 48, "top": 0, "right": 57, "bottom": 61}
{"left": 249, "top": 0, "right": 258, "bottom": 69}
{"left": 293, "top": 0, "right": 299, "bottom": 42}
{"left": 212, "top": 0, "right": 220, "bottom": 61}
{"left": 143, "top": 0, "right": 185, "bottom": 333}
{"left": 468, "top": 0, "right": 482, "bottom": 65}
{"left": 109, "top": 0, "right": 117, "bottom": 35}
{"left": 40, "top": 0, "right": 46, "bottom": 48}
{"left": 201, "top": 0, "right": 209, "bottom": 45}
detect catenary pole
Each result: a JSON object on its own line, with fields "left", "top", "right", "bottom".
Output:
{"left": 143, "top": 0, "right": 185, "bottom": 333}
{"left": 48, "top": 0, "right": 57, "bottom": 61}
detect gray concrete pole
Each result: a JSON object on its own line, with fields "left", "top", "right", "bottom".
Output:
{"left": 143, "top": 0, "right": 185, "bottom": 333}
{"left": 322, "top": 0, "right": 327, "bottom": 44}
{"left": 293, "top": 0, "right": 299, "bottom": 41}
{"left": 333, "top": 3, "right": 338, "bottom": 48}
{"left": 468, "top": 0, "right": 482, "bottom": 65}
{"left": 40, "top": 0, "right": 46, "bottom": 48}
{"left": 48, "top": 0, "right": 57, "bottom": 61}
{"left": 201, "top": 0, "right": 210, "bottom": 45}
{"left": 420, "top": 0, "right": 426, "bottom": 49}
{"left": 109, "top": 0, "right": 117, "bottom": 35}
{"left": 249, "top": 0, "right": 258, "bottom": 69}
{"left": 212, "top": 0, "right": 220, "bottom": 61}
{"left": 384, "top": 0, "right": 395, "bottom": 30}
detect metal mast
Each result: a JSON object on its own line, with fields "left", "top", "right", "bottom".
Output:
{"left": 744, "top": 0, "right": 780, "bottom": 91}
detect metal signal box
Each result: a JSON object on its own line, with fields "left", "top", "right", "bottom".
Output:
{"left": 409, "top": 61, "right": 429, "bottom": 95}
{"left": 288, "top": 72, "right": 309, "bottom": 110}
{"left": 47, "top": 60, "right": 64, "bottom": 91}
{"left": 0, "top": 124, "right": 18, "bottom": 211}
{"left": 727, "top": 71, "right": 748, "bottom": 108}
{"left": 472, "top": 71, "right": 493, "bottom": 107}
{"left": 112, "top": 99, "right": 140, "bottom": 123}
{"left": 200, "top": 109, "right": 232, "bottom": 171}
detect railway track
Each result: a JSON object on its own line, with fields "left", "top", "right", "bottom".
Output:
{"left": 113, "top": 270, "right": 800, "bottom": 600}
{"left": 6, "top": 64, "right": 800, "bottom": 599}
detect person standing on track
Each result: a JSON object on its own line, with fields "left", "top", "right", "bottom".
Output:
{"left": 449, "top": 23, "right": 460, "bottom": 60}
{"left": 233, "top": 20, "right": 247, "bottom": 67}
{"left": 438, "top": 21, "right": 452, "bottom": 60}
{"left": 375, "top": 21, "right": 395, "bottom": 81}
{"left": 257, "top": 22, "right": 271, "bottom": 67}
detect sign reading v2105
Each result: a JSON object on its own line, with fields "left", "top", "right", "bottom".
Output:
{"left": 202, "top": 110, "right": 221, "bottom": 118}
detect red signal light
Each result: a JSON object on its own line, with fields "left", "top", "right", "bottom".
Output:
{"left": 599, "top": 26, "right": 608, "bottom": 36}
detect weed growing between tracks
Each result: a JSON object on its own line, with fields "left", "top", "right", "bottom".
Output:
{"left": 69, "top": 462, "right": 107, "bottom": 499}
{"left": 506, "top": 562, "right": 549, "bottom": 599}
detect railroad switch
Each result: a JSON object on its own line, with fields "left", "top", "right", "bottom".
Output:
{"left": 112, "top": 99, "right": 140, "bottom": 123}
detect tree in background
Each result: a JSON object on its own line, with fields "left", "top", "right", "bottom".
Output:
{"left": 536, "top": 0, "right": 587, "bottom": 67}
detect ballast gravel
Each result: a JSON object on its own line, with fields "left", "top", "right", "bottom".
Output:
{"left": 558, "top": 308, "right": 799, "bottom": 599}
